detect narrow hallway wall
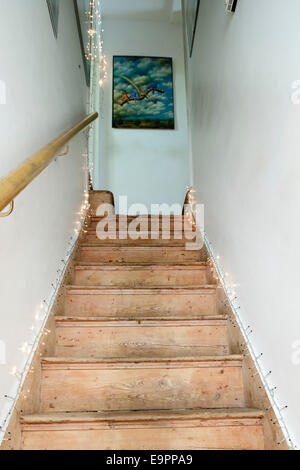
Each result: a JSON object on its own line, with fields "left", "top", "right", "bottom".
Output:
{"left": 185, "top": 0, "right": 300, "bottom": 446}
{"left": 0, "top": 0, "right": 87, "bottom": 429}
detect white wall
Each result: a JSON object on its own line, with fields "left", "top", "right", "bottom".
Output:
{"left": 0, "top": 0, "right": 87, "bottom": 428}
{"left": 99, "top": 17, "right": 189, "bottom": 213}
{"left": 185, "top": 0, "right": 300, "bottom": 446}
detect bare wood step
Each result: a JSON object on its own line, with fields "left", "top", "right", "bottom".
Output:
{"left": 84, "top": 230, "right": 196, "bottom": 245}
{"left": 40, "top": 356, "right": 244, "bottom": 412}
{"left": 21, "top": 408, "right": 265, "bottom": 450}
{"left": 74, "top": 264, "right": 208, "bottom": 287}
{"left": 55, "top": 315, "right": 229, "bottom": 358}
{"left": 65, "top": 286, "right": 217, "bottom": 317}
{"left": 89, "top": 191, "right": 115, "bottom": 217}
{"left": 89, "top": 215, "right": 193, "bottom": 230}
{"left": 91, "top": 215, "right": 191, "bottom": 218}
{"left": 76, "top": 261, "right": 207, "bottom": 266}
{"left": 79, "top": 246, "right": 202, "bottom": 263}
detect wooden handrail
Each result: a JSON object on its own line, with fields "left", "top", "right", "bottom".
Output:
{"left": 0, "top": 112, "right": 98, "bottom": 213}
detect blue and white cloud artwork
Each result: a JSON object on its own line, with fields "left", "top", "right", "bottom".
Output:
{"left": 113, "top": 56, "right": 175, "bottom": 130}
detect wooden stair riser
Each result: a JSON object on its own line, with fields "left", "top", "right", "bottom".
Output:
{"left": 55, "top": 318, "right": 229, "bottom": 358}
{"left": 89, "top": 191, "right": 115, "bottom": 217}
{"left": 83, "top": 231, "right": 195, "bottom": 245}
{"left": 21, "top": 417, "right": 264, "bottom": 450}
{"left": 40, "top": 359, "right": 244, "bottom": 412}
{"left": 79, "top": 247, "right": 202, "bottom": 264}
{"left": 74, "top": 266, "right": 208, "bottom": 287}
{"left": 89, "top": 216, "right": 193, "bottom": 231}
{"left": 65, "top": 288, "right": 217, "bottom": 317}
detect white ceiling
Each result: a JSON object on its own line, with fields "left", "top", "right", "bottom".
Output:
{"left": 101, "top": 0, "right": 182, "bottom": 23}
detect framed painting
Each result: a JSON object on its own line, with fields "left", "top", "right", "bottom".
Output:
{"left": 113, "top": 56, "right": 175, "bottom": 130}
{"left": 47, "top": 0, "right": 59, "bottom": 38}
{"left": 225, "top": 0, "right": 238, "bottom": 12}
{"left": 183, "top": 0, "right": 200, "bottom": 57}
{"left": 73, "top": 0, "right": 91, "bottom": 86}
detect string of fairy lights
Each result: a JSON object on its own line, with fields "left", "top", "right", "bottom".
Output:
{"left": 0, "top": 180, "right": 90, "bottom": 444}
{"left": 0, "top": 191, "right": 89, "bottom": 443}
{"left": 85, "top": 0, "right": 107, "bottom": 186}
{"left": 186, "top": 187, "right": 296, "bottom": 449}
{"left": 0, "top": 3, "right": 105, "bottom": 443}
{"left": 85, "top": 0, "right": 106, "bottom": 79}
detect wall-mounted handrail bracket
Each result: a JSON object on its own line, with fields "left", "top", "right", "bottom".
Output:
{"left": 57, "top": 145, "right": 70, "bottom": 157}
{"left": 0, "top": 200, "right": 14, "bottom": 218}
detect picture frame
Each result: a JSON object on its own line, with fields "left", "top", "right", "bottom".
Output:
{"left": 46, "top": 0, "right": 59, "bottom": 39}
{"left": 112, "top": 56, "right": 175, "bottom": 130}
{"left": 225, "top": 0, "right": 238, "bottom": 13}
{"left": 73, "top": 0, "right": 91, "bottom": 86}
{"left": 183, "top": 0, "right": 200, "bottom": 58}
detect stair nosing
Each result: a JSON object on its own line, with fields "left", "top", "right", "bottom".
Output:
{"left": 55, "top": 314, "right": 227, "bottom": 323}
{"left": 20, "top": 408, "right": 265, "bottom": 425}
{"left": 80, "top": 245, "right": 189, "bottom": 249}
{"left": 85, "top": 228, "right": 196, "bottom": 232}
{"left": 42, "top": 355, "right": 243, "bottom": 365}
{"left": 90, "top": 215, "right": 190, "bottom": 219}
{"left": 80, "top": 244, "right": 198, "bottom": 249}
{"left": 66, "top": 285, "right": 217, "bottom": 291}
{"left": 74, "top": 263, "right": 207, "bottom": 271}
{"left": 75, "top": 261, "right": 206, "bottom": 266}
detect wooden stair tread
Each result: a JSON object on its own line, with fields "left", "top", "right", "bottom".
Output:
{"left": 75, "top": 263, "right": 206, "bottom": 270}
{"left": 55, "top": 314, "right": 227, "bottom": 323}
{"left": 21, "top": 408, "right": 264, "bottom": 425}
{"left": 78, "top": 245, "right": 202, "bottom": 261}
{"left": 80, "top": 243, "right": 198, "bottom": 248}
{"left": 80, "top": 245, "right": 198, "bottom": 249}
{"left": 85, "top": 228, "right": 195, "bottom": 232}
{"left": 42, "top": 355, "right": 243, "bottom": 366}
{"left": 66, "top": 285, "right": 217, "bottom": 293}
{"left": 85, "top": 233, "right": 196, "bottom": 239}
{"left": 91, "top": 215, "right": 189, "bottom": 220}
{"left": 83, "top": 236, "right": 195, "bottom": 246}
{"left": 76, "top": 261, "right": 206, "bottom": 266}
{"left": 81, "top": 244, "right": 189, "bottom": 248}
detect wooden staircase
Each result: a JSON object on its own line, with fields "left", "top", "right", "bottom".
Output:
{"left": 20, "top": 193, "right": 265, "bottom": 450}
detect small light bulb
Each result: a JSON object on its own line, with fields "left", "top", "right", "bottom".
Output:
{"left": 10, "top": 366, "right": 20, "bottom": 377}
{"left": 20, "top": 342, "right": 29, "bottom": 353}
